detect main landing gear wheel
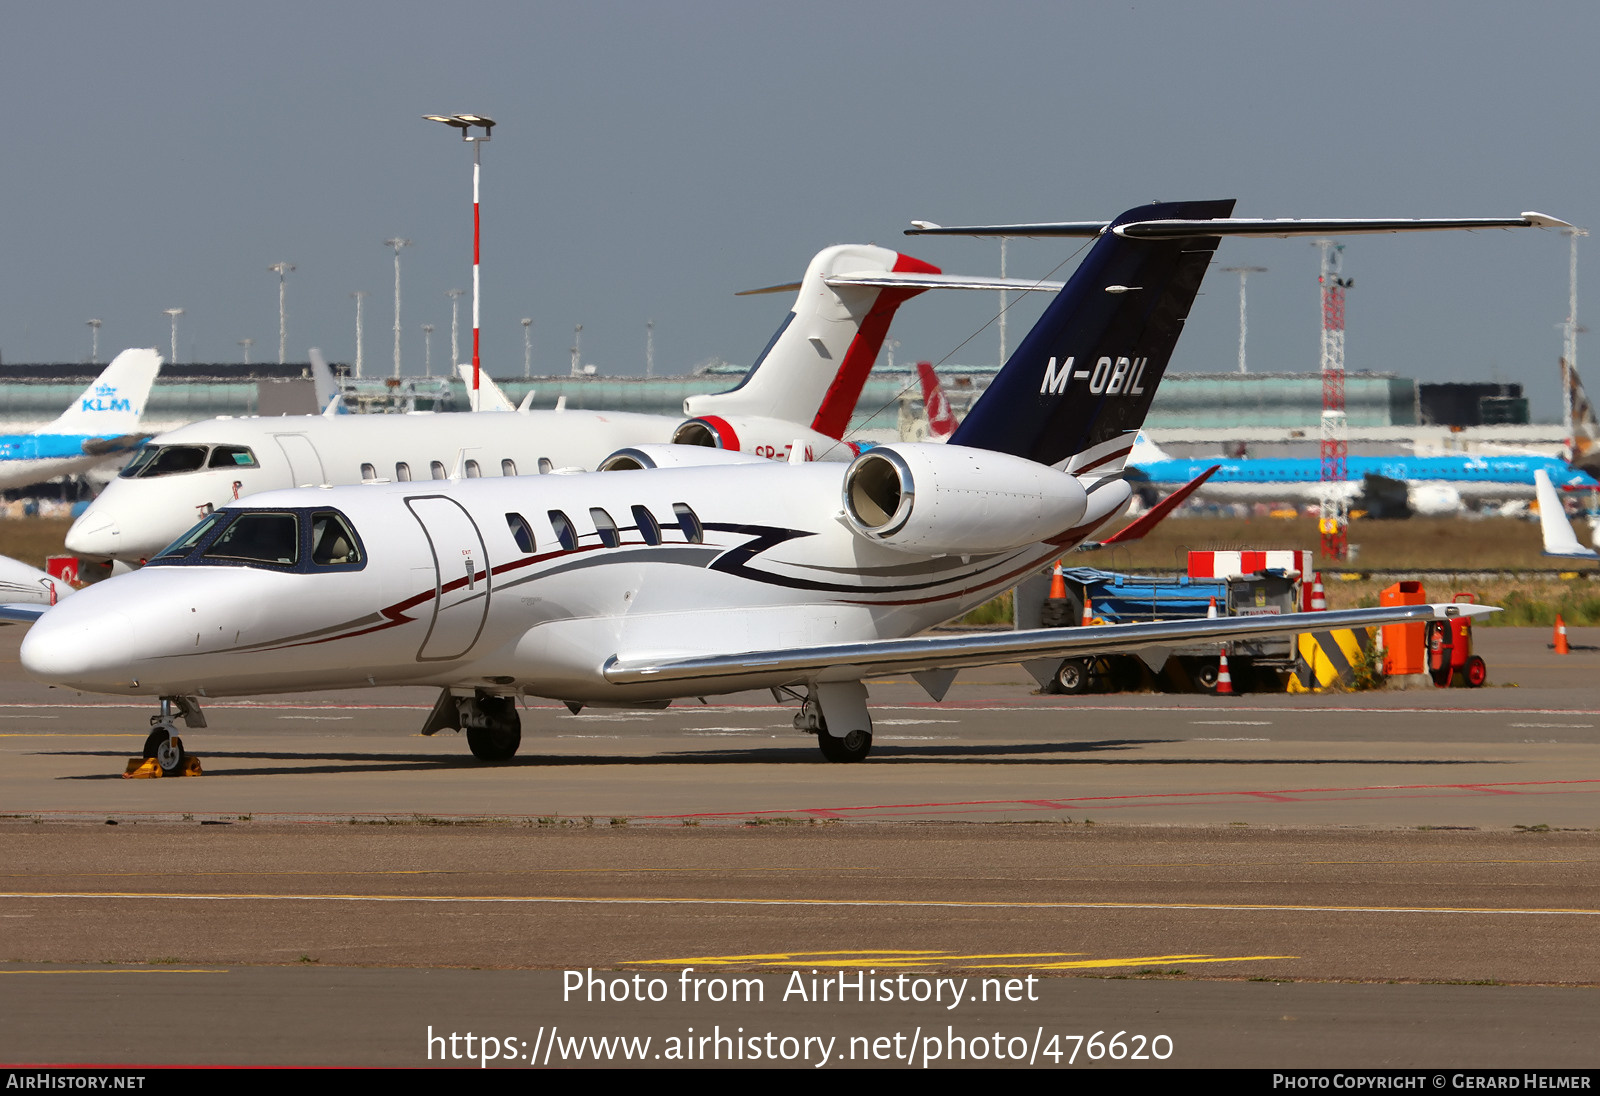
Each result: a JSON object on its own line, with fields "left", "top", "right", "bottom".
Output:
{"left": 818, "top": 728, "right": 872, "bottom": 763}
{"left": 466, "top": 697, "right": 522, "bottom": 762}
{"left": 1054, "top": 658, "right": 1092, "bottom": 695}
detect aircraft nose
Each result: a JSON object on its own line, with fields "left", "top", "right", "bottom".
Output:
{"left": 64, "top": 510, "right": 119, "bottom": 557}
{"left": 21, "top": 605, "right": 136, "bottom": 689}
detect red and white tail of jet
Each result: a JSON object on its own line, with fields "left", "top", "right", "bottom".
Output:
{"left": 916, "top": 362, "right": 960, "bottom": 441}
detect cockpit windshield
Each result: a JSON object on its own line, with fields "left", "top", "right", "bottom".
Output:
{"left": 145, "top": 505, "right": 366, "bottom": 573}
{"left": 121, "top": 444, "right": 258, "bottom": 479}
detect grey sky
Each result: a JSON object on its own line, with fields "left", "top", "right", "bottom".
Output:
{"left": 1, "top": 1, "right": 1593, "bottom": 419}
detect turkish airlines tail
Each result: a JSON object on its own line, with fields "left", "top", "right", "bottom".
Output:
{"left": 915, "top": 362, "right": 960, "bottom": 440}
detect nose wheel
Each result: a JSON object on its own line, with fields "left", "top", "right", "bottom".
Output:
{"left": 125, "top": 697, "right": 206, "bottom": 778}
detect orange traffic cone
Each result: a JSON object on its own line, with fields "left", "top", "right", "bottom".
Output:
{"left": 1207, "top": 596, "right": 1218, "bottom": 619}
{"left": 1216, "top": 647, "right": 1234, "bottom": 695}
{"left": 1081, "top": 595, "right": 1094, "bottom": 626}
{"left": 1555, "top": 614, "right": 1570, "bottom": 655}
{"left": 1048, "top": 560, "right": 1066, "bottom": 600}
{"left": 1309, "top": 572, "right": 1327, "bottom": 612}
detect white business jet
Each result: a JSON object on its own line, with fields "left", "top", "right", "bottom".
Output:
{"left": 0, "top": 348, "right": 162, "bottom": 489}
{"left": 16, "top": 200, "right": 1543, "bottom": 771}
{"left": 65, "top": 246, "right": 1055, "bottom": 564}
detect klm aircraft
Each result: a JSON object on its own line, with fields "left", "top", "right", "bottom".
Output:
{"left": 0, "top": 349, "right": 162, "bottom": 489}
{"left": 1128, "top": 434, "right": 1599, "bottom": 515}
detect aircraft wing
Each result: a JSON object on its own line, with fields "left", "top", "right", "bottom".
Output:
{"left": 1534, "top": 469, "right": 1599, "bottom": 560}
{"left": 0, "top": 603, "right": 50, "bottom": 626}
{"left": 81, "top": 433, "right": 153, "bottom": 456}
{"left": 603, "top": 603, "right": 1492, "bottom": 688}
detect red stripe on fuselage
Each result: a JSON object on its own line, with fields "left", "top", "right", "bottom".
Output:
{"left": 809, "top": 253, "right": 939, "bottom": 439}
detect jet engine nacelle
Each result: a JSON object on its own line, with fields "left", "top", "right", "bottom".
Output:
{"left": 597, "top": 445, "right": 773, "bottom": 472}
{"left": 840, "top": 443, "right": 1089, "bottom": 555}
{"left": 1407, "top": 483, "right": 1463, "bottom": 516}
{"left": 671, "top": 415, "right": 859, "bottom": 463}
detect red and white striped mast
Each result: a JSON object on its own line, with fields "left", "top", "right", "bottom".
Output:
{"left": 425, "top": 113, "right": 495, "bottom": 403}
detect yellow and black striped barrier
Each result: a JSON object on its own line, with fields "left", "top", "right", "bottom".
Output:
{"left": 1286, "top": 627, "right": 1378, "bottom": 693}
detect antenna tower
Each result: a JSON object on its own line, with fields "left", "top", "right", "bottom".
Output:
{"left": 1317, "top": 240, "right": 1351, "bottom": 561}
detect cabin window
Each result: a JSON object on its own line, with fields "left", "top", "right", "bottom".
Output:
{"left": 208, "top": 445, "right": 258, "bottom": 469}
{"left": 310, "top": 511, "right": 362, "bottom": 566}
{"left": 360, "top": 462, "right": 378, "bottom": 482}
{"left": 673, "top": 502, "right": 703, "bottom": 544}
{"left": 203, "top": 511, "right": 299, "bottom": 566}
{"left": 506, "top": 513, "right": 536, "bottom": 554}
{"left": 548, "top": 510, "right": 578, "bottom": 551}
{"left": 395, "top": 462, "right": 412, "bottom": 482}
{"left": 430, "top": 460, "right": 447, "bottom": 480}
{"left": 501, "top": 458, "right": 517, "bottom": 477}
{"left": 465, "top": 459, "right": 481, "bottom": 478}
{"left": 632, "top": 504, "right": 661, "bottom": 546}
{"left": 590, "top": 507, "right": 621, "bottom": 548}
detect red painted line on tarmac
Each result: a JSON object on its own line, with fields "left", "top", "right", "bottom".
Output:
{"left": 643, "top": 778, "right": 1600, "bottom": 822}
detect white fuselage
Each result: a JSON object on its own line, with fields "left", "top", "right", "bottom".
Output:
{"left": 24, "top": 456, "right": 1133, "bottom": 704}
{"left": 66, "top": 409, "right": 680, "bottom": 563}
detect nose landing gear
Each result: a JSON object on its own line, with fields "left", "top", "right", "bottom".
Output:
{"left": 125, "top": 696, "right": 206, "bottom": 778}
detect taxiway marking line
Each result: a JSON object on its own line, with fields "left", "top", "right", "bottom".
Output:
{"left": 0, "top": 969, "right": 227, "bottom": 975}
{"left": 650, "top": 778, "right": 1600, "bottom": 822}
{"left": 0, "top": 892, "right": 1593, "bottom": 916}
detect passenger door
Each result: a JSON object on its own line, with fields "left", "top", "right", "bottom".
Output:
{"left": 405, "top": 495, "right": 491, "bottom": 661}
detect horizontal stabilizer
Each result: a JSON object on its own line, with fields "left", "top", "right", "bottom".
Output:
{"left": 604, "top": 602, "right": 1496, "bottom": 688}
{"left": 1094, "top": 464, "right": 1220, "bottom": 546}
{"left": 737, "top": 272, "right": 1064, "bottom": 295}
{"left": 822, "top": 272, "right": 1063, "bottom": 293}
{"left": 907, "top": 213, "right": 1568, "bottom": 239}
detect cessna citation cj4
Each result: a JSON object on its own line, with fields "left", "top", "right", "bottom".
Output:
{"left": 15, "top": 200, "right": 1549, "bottom": 771}
{"left": 65, "top": 245, "right": 1058, "bottom": 564}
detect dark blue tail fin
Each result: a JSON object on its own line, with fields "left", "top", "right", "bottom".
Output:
{"left": 949, "top": 198, "right": 1235, "bottom": 471}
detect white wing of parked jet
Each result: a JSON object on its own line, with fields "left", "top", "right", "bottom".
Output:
{"left": 1534, "top": 469, "right": 1599, "bottom": 560}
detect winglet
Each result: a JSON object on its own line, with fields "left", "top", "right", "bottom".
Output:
{"left": 1535, "top": 469, "right": 1599, "bottom": 560}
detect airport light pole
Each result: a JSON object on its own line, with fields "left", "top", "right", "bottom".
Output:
{"left": 1562, "top": 227, "right": 1589, "bottom": 451}
{"left": 521, "top": 317, "right": 532, "bottom": 377}
{"left": 424, "top": 113, "right": 494, "bottom": 399}
{"left": 269, "top": 262, "right": 294, "bottom": 365}
{"left": 1221, "top": 266, "right": 1267, "bottom": 374}
{"left": 350, "top": 291, "right": 368, "bottom": 378}
{"left": 239, "top": 337, "right": 253, "bottom": 365}
{"left": 447, "top": 289, "right": 465, "bottom": 369}
{"left": 385, "top": 238, "right": 411, "bottom": 377}
{"left": 571, "top": 324, "right": 582, "bottom": 377}
{"left": 646, "top": 319, "right": 654, "bottom": 379}
{"left": 422, "top": 323, "right": 434, "bottom": 376}
{"left": 163, "top": 308, "right": 183, "bottom": 364}
{"left": 86, "top": 319, "right": 101, "bottom": 365}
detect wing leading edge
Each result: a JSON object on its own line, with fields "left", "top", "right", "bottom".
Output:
{"left": 604, "top": 602, "right": 1494, "bottom": 688}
